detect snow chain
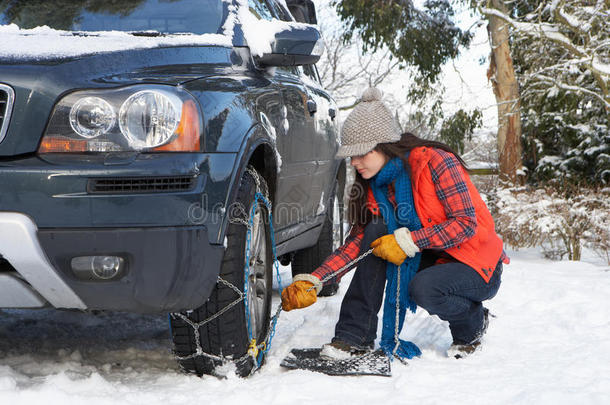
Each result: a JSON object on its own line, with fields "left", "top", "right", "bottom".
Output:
{"left": 170, "top": 167, "right": 283, "bottom": 376}
{"left": 171, "top": 167, "right": 398, "bottom": 375}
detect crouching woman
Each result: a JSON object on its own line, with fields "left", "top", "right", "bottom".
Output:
{"left": 281, "top": 87, "right": 509, "bottom": 359}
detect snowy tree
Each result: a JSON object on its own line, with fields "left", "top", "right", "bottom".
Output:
{"left": 494, "top": 185, "right": 610, "bottom": 262}
{"left": 330, "top": 0, "right": 526, "bottom": 183}
{"left": 439, "top": 108, "right": 483, "bottom": 154}
{"left": 476, "top": 0, "right": 524, "bottom": 185}
{"left": 332, "top": 0, "right": 473, "bottom": 86}
{"left": 480, "top": 0, "right": 610, "bottom": 111}
{"left": 314, "top": 0, "right": 402, "bottom": 111}
{"left": 315, "top": 1, "right": 484, "bottom": 150}
{"left": 482, "top": 0, "right": 610, "bottom": 185}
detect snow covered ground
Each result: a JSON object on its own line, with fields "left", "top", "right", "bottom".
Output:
{"left": 0, "top": 249, "right": 609, "bottom": 405}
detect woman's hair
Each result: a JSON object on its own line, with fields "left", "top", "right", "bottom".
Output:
{"left": 346, "top": 132, "right": 467, "bottom": 229}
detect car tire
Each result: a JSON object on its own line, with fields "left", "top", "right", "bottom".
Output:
{"left": 170, "top": 166, "right": 273, "bottom": 377}
{"left": 291, "top": 179, "right": 343, "bottom": 297}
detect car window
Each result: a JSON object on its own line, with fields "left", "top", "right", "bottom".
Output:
{"left": 266, "top": 0, "right": 293, "bottom": 21}
{"left": 0, "top": 0, "right": 226, "bottom": 34}
{"left": 302, "top": 64, "right": 320, "bottom": 84}
{"left": 277, "top": 65, "right": 300, "bottom": 75}
{"left": 285, "top": 0, "right": 316, "bottom": 24}
{"left": 248, "top": 0, "right": 273, "bottom": 20}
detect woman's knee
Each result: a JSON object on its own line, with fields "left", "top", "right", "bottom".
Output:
{"left": 409, "top": 272, "right": 443, "bottom": 309}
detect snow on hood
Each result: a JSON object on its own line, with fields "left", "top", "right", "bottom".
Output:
{"left": 0, "top": 0, "right": 317, "bottom": 61}
{"left": 0, "top": 24, "right": 233, "bottom": 61}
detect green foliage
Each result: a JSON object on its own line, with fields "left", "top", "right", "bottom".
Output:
{"left": 399, "top": 83, "right": 446, "bottom": 139}
{"left": 439, "top": 108, "right": 482, "bottom": 154}
{"left": 332, "top": 0, "right": 473, "bottom": 86}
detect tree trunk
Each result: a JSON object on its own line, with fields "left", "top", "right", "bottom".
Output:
{"left": 486, "top": 0, "right": 523, "bottom": 184}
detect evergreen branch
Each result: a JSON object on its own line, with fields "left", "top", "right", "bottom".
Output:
{"left": 532, "top": 73, "right": 610, "bottom": 109}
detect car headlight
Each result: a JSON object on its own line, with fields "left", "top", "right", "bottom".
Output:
{"left": 119, "top": 90, "right": 182, "bottom": 149}
{"left": 69, "top": 97, "right": 116, "bottom": 139}
{"left": 39, "top": 85, "right": 202, "bottom": 153}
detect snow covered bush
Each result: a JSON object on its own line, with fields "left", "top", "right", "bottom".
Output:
{"left": 494, "top": 186, "right": 610, "bottom": 263}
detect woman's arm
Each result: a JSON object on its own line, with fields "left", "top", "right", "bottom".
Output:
{"left": 311, "top": 224, "right": 365, "bottom": 285}
{"left": 410, "top": 149, "right": 477, "bottom": 250}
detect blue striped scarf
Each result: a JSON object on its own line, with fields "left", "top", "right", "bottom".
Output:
{"left": 370, "top": 156, "right": 422, "bottom": 360}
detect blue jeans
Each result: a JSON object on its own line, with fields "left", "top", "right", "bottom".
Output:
{"left": 334, "top": 220, "right": 502, "bottom": 346}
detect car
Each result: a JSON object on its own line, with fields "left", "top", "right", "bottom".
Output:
{"left": 0, "top": 0, "right": 345, "bottom": 377}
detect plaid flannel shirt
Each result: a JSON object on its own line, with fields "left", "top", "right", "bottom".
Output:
{"left": 312, "top": 149, "right": 509, "bottom": 285}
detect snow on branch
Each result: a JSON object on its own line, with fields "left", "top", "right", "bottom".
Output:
{"left": 592, "top": 59, "right": 610, "bottom": 76}
{"left": 532, "top": 74, "right": 610, "bottom": 109}
{"left": 494, "top": 185, "right": 610, "bottom": 262}
{"left": 480, "top": 1, "right": 609, "bottom": 111}
{"left": 480, "top": 7, "right": 588, "bottom": 58}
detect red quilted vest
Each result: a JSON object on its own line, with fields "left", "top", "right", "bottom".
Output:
{"left": 366, "top": 147, "right": 503, "bottom": 282}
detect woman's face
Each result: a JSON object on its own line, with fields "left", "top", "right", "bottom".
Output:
{"left": 350, "top": 149, "right": 388, "bottom": 179}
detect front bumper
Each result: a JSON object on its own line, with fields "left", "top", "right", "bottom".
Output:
{"left": 0, "top": 152, "right": 237, "bottom": 244}
{"left": 0, "top": 213, "right": 225, "bottom": 313}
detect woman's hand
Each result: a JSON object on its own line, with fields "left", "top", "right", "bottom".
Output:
{"left": 370, "top": 227, "right": 419, "bottom": 265}
{"left": 281, "top": 274, "right": 322, "bottom": 311}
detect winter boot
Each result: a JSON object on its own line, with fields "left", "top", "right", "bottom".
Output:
{"left": 448, "top": 308, "right": 490, "bottom": 359}
{"left": 320, "top": 338, "right": 373, "bottom": 360}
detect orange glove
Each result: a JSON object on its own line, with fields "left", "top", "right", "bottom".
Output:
{"left": 281, "top": 274, "right": 322, "bottom": 311}
{"left": 370, "top": 228, "right": 420, "bottom": 266}
{"left": 370, "top": 234, "right": 407, "bottom": 265}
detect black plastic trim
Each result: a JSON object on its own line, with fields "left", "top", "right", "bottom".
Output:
{"left": 37, "top": 225, "right": 224, "bottom": 313}
{"left": 87, "top": 175, "right": 197, "bottom": 194}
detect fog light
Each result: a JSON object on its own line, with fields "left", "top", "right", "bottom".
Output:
{"left": 71, "top": 256, "right": 125, "bottom": 280}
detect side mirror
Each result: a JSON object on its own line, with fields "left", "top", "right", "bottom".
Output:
{"left": 255, "top": 24, "right": 324, "bottom": 67}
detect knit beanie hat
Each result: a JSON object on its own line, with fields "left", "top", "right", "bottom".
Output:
{"left": 336, "top": 87, "right": 401, "bottom": 158}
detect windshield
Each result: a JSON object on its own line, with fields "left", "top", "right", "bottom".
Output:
{"left": 0, "top": 0, "right": 227, "bottom": 35}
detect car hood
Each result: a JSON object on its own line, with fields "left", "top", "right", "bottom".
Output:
{"left": 0, "top": 45, "right": 234, "bottom": 156}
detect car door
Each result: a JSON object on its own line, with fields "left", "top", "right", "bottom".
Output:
{"left": 300, "top": 64, "right": 339, "bottom": 219}
{"left": 274, "top": 0, "right": 338, "bottom": 222}
{"left": 243, "top": 0, "right": 315, "bottom": 232}
{"left": 263, "top": 0, "right": 322, "bottom": 230}
{"left": 273, "top": 66, "right": 318, "bottom": 227}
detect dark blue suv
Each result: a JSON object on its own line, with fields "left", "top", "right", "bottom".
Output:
{"left": 0, "top": 0, "right": 345, "bottom": 376}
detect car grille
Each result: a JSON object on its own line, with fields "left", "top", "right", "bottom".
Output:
{"left": 87, "top": 176, "right": 197, "bottom": 194}
{"left": 0, "top": 84, "right": 15, "bottom": 143}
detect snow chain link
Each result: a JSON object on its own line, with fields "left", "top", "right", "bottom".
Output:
{"left": 315, "top": 248, "right": 374, "bottom": 286}
{"left": 393, "top": 265, "right": 407, "bottom": 364}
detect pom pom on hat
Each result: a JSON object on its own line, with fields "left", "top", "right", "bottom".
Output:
{"left": 361, "top": 87, "right": 383, "bottom": 102}
{"left": 336, "top": 86, "right": 401, "bottom": 159}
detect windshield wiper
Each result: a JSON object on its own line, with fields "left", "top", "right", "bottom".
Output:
{"left": 129, "top": 31, "right": 165, "bottom": 37}
{"left": 129, "top": 31, "right": 194, "bottom": 37}
{"left": 70, "top": 31, "right": 100, "bottom": 37}
{"left": 64, "top": 30, "right": 182, "bottom": 37}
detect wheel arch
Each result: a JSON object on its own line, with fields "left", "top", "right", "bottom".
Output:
{"left": 218, "top": 124, "right": 279, "bottom": 245}
{"left": 247, "top": 142, "right": 278, "bottom": 206}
